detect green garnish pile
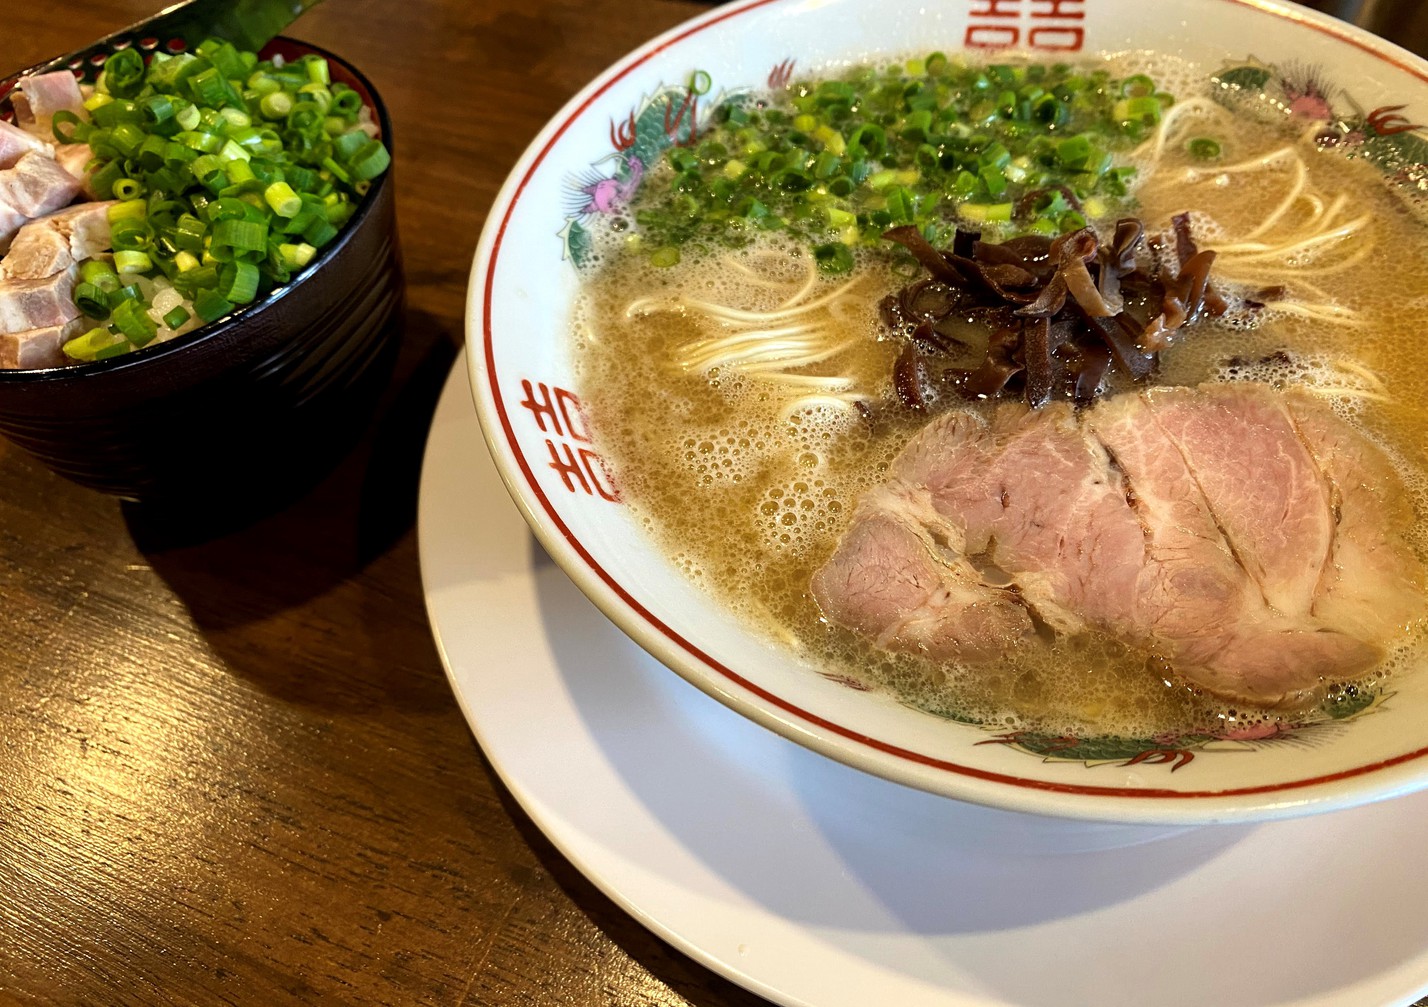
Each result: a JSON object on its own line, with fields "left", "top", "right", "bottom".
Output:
{"left": 52, "top": 37, "right": 391, "bottom": 361}
{"left": 631, "top": 56, "right": 1173, "bottom": 272}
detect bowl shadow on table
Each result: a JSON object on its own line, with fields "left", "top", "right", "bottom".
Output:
{"left": 120, "top": 306, "right": 461, "bottom": 712}
{"left": 530, "top": 539, "right": 1428, "bottom": 1006}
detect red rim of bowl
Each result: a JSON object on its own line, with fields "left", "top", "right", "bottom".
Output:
{"left": 478, "top": 0, "right": 1428, "bottom": 810}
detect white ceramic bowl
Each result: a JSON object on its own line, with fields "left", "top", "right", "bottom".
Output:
{"left": 466, "top": 0, "right": 1428, "bottom": 824}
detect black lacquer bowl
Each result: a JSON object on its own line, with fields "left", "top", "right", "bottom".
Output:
{"left": 0, "top": 38, "right": 403, "bottom": 501}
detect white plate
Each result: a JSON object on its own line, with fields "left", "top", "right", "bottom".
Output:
{"left": 421, "top": 354, "right": 1428, "bottom": 1007}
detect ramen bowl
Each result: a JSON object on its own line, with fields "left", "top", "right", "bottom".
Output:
{"left": 0, "top": 39, "right": 403, "bottom": 502}
{"left": 467, "top": 0, "right": 1428, "bottom": 824}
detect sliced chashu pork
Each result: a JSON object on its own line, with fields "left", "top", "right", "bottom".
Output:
{"left": 812, "top": 504, "right": 1035, "bottom": 662}
{"left": 1134, "top": 386, "right": 1333, "bottom": 618}
{"left": 816, "top": 404, "right": 1145, "bottom": 658}
{"left": 1284, "top": 396, "right": 1426, "bottom": 641}
{"left": 1086, "top": 390, "right": 1382, "bottom": 706}
{"left": 812, "top": 383, "right": 1426, "bottom": 709}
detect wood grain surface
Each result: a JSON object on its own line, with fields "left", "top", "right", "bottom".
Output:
{"left": 1, "top": 2, "right": 1425, "bottom": 1006}
{"left": 0, "top": 2, "right": 770, "bottom": 1004}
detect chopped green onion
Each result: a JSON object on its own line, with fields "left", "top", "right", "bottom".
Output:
{"left": 100, "top": 48, "right": 146, "bottom": 99}
{"left": 114, "top": 250, "right": 153, "bottom": 274}
{"left": 108, "top": 283, "right": 141, "bottom": 307}
{"left": 223, "top": 158, "right": 257, "bottom": 189}
{"left": 979, "top": 165, "right": 1008, "bottom": 198}
{"left": 89, "top": 160, "right": 126, "bottom": 200}
{"left": 320, "top": 156, "right": 351, "bottom": 185}
{"left": 305, "top": 56, "right": 331, "bottom": 87}
{"left": 1187, "top": 137, "right": 1222, "bottom": 160}
{"left": 212, "top": 217, "right": 268, "bottom": 253}
{"left": 302, "top": 218, "right": 338, "bottom": 248}
{"left": 74, "top": 283, "right": 111, "bottom": 319}
{"left": 219, "top": 260, "right": 260, "bottom": 303}
{"left": 259, "top": 91, "right": 294, "bottom": 120}
{"left": 56, "top": 34, "right": 388, "bottom": 361}
{"left": 193, "top": 288, "right": 235, "bottom": 323}
{"left": 112, "top": 177, "right": 145, "bottom": 200}
{"left": 188, "top": 67, "right": 236, "bottom": 109}
{"left": 109, "top": 197, "right": 148, "bottom": 219}
{"left": 959, "top": 202, "right": 1014, "bottom": 223}
{"left": 298, "top": 84, "right": 333, "bottom": 112}
{"left": 1056, "top": 134, "right": 1093, "bottom": 169}
{"left": 111, "top": 298, "right": 159, "bottom": 346}
{"left": 331, "top": 89, "right": 363, "bottom": 117}
{"left": 278, "top": 242, "right": 317, "bottom": 269}
{"left": 1114, "top": 95, "right": 1164, "bottom": 126}
{"left": 624, "top": 57, "right": 1168, "bottom": 260}
{"left": 1120, "top": 74, "right": 1156, "bottom": 98}
{"left": 80, "top": 260, "right": 118, "bottom": 287}
{"left": 175, "top": 264, "right": 219, "bottom": 293}
{"left": 63, "top": 327, "right": 127, "bottom": 362}
{"left": 110, "top": 218, "right": 153, "bottom": 251}
{"left": 813, "top": 241, "right": 854, "bottom": 274}
{"left": 51, "top": 109, "right": 88, "bottom": 145}
{"left": 175, "top": 103, "right": 202, "bottom": 131}
{"left": 264, "top": 181, "right": 303, "bottom": 218}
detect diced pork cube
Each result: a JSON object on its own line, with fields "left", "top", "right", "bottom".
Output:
{"left": 12, "top": 71, "right": 85, "bottom": 127}
{"left": 0, "top": 119, "right": 53, "bottom": 169}
{"left": 0, "top": 316, "right": 83, "bottom": 369}
{"left": 53, "top": 142, "right": 98, "bottom": 198}
{"left": 1, "top": 201, "right": 115, "bottom": 280}
{"left": 0, "top": 202, "right": 26, "bottom": 252}
{"left": 0, "top": 151, "right": 80, "bottom": 219}
{"left": 0, "top": 266, "right": 79, "bottom": 335}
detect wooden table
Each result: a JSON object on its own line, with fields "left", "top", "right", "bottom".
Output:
{"left": 1, "top": 2, "right": 1425, "bottom": 1005}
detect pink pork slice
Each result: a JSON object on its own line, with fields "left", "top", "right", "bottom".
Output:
{"left": 1087, "top": 390, "right": 1382, "bottom": 708}
{"left": 812, "top": 383, "right": 1426, "bottom": 709}
{"left": 1285, "top": 395, "right": 1428, "bottom": 642}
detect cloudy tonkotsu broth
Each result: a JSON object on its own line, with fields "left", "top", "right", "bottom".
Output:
{"left": 571, "top": 55, "right": 1428, "bottom": 738}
